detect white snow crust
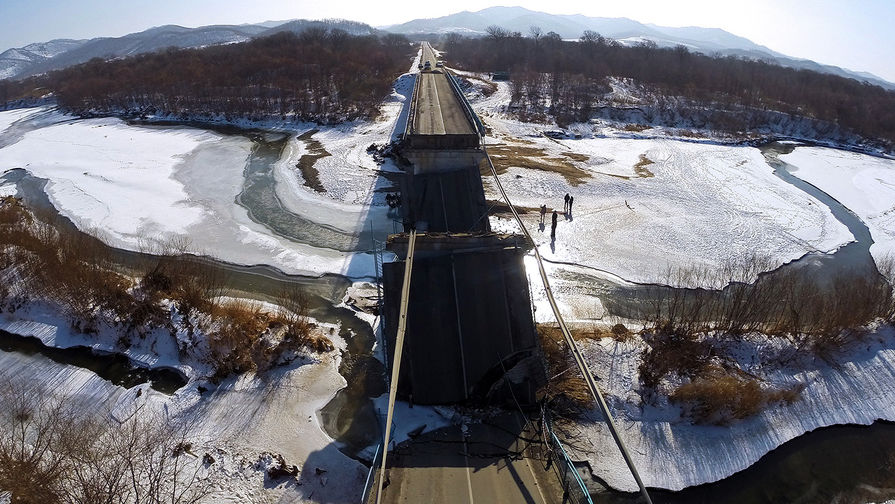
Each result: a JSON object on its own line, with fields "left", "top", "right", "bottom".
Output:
{"left": 781, "top": 147, "right": 895, "bottom": 273}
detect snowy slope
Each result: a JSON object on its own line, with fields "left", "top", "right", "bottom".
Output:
{"left": 0, "top": 24, "right": 268, "bottom": 80}
{"left": 0, "top": 39, "right": 85, "bottom": 79}
{"left": 0, "top": 19, "right": 382, "bottom": 81}
{"left": 567, "top": 326, "right": 895, "bottom": 492}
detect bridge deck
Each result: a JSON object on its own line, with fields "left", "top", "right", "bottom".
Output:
{"left": 411, "top": 43, "right": 476, "bottom": 137}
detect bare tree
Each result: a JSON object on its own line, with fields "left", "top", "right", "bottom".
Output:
{"left": 0, "top": 382, "right": 214, "bottom": 504}
{"left": 485, "top": 25, "right": 510, "bottom": 41}
{"left": 528, "top": 26, "right": 543, "bottom": 42}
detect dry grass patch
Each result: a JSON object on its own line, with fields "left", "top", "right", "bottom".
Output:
{"left": 562, "top": 152, "right": 590, "bottom": 163}
{"left": 671, "top": 369, "right": 803, "bottom": 425}
{"left": 622, "top": 123, "right": 650, "bottom": 132}
{"left": 205, "top": 295, "right": 329, "bottom": 379}
{"left": 296, "top": 129, "right": 331, "bottom": 193}
{"left": 486, "top": 143, "right": 591, "bottom": 186}
{"left": 485, "top": 198, "right": 536, "bottom": 216}
{"left": 538, "top": 324, "right": 595, "bottom": 414}
{"left": 633, "top": 154, "right": 655, "bottom": 178}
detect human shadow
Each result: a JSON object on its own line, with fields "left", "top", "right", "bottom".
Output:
{"left": 294, "top": 442, "right": 369, "bottom": 503}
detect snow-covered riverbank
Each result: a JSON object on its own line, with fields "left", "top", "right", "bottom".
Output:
{"left": 0, "top": 293, "right": 369, "bottom": 502}
{"left": 562, "top": 325, "right": 895, "bottom": 492}
{"left": 0, "top": 49, "right": 420, "bottom": 280}
{"left": 459, "top": 74, "right": 895, "bottom": 494}
{"left": 781, "top": 146, "right": 895, "bottom": 277}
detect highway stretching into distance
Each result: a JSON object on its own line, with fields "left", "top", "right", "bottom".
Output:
{"left": 374, "top": 42, "right": 563, "bottom": 504}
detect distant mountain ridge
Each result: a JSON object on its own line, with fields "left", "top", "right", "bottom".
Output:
{"left": 0, "top": 39, "right": 86, "bottom": 80}
{"left": 383, "top": 6, "right": 895, "bottom": 90}
{"left": 2, "top": 8, "right": 891, "bottom": 91}
{"left": 0, "top": 19, "right": 377, "bottom": 81}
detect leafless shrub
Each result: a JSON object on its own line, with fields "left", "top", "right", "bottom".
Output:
{"left": 639, "top": 331, "right": 714, "bottom": 391}
{"left": 276, "top": 285, "right": 332, "bottom": 354}
{"left": 0, "top": 383, "right": 93, "bottom": 503}
{"left": 637, "top": 254, "right": 894, "bottom": 349}
{"left": 204, "top": 288, "right": 331, "bottom": 378}
{"left": 206, "top": 298, "right": 270, "bottom": 377}
{"left": 609, "top": 323, "right": 631, "bottom": 341}
{"left": 634, "top": 255, "right": 894, "bottom": 416}
{"left": 537, "top": 325, "right": 595, "bottom": 415}
{"left": 0, "top": 382, "right": 214, "bottom": 504}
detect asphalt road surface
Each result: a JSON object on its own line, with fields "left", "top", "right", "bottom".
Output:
{"left": 412, "top": 42, "right": 476, "bottom": 136}
{"left": 376, "top": 413, "right": 562, "bottom": 504}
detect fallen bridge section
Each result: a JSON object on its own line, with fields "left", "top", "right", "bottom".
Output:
{"left": 401, "top": 163, "right": 490, "bottom": 233}
{"left": 382, "top": 234, "right": 541, "bottom": 405}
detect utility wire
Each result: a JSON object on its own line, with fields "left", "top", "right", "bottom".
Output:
{"left": 481, "top": 144, "right": 654, "bottom": 504}
{"left": 375, "top": 229, "right": 418, "bottom": 504}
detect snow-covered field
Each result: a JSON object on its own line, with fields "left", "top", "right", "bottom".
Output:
{"left": 468, "top": 79, "right": 852, "bottom": 286}
{"left": 781, "top": 146, "right": 895, "bottom": 273}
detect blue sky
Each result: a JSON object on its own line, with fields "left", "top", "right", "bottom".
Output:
{"left": 2, "top": 0, "right": 894, "bottom": 83}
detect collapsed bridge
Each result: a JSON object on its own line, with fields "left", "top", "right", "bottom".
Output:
{"left": 382, "top": 42, "right": 542, "bottom": 405}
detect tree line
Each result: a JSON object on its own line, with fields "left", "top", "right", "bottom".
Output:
{"left": 442, "top": 28, "right": 895, "bottom": 147}
{"left": 1, "top": 29, "right": 413, "bottom": 123}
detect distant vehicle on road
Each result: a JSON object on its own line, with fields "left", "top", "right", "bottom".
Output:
{"left": 424, "top": 60, "right": 431, "bottom": 71}
{"left": 435, "top": 61, "right": 444, "bottom": 68}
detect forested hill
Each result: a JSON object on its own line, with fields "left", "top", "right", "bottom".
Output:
{"left": 0, "top": 30, "right": 412, "bottom": 123}
{"left": 446, "top": 31, "right": 895, "bottom": 150}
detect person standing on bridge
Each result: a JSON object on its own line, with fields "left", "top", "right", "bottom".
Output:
{"left": 563, "top": 193, "right": 570, "bottom": 213}
{"left": 540, "top": 204, "right": 547, "bottom": 224}
{"left": 551, "top": 210, "right": 558, "bottom": 242}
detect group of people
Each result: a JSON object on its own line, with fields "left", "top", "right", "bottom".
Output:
{"left": 538, "top": 192, "right": 575, "bottom": 242}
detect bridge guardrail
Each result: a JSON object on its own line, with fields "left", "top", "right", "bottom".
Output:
{"left": 445, "top": 70, "right": 487, "bottom": 138}
{"left": 360, "top": 442, "right": 383, "bottom": 504}
{"left": 403, "top": 72, "right": 420, "bottom": 140}
{"left": 544, "top": 416, "right": 594, "bottom": 504}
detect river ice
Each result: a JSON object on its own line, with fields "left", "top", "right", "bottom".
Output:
{"left": 781, "top": 146, "right": 895, "bottom": 278}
